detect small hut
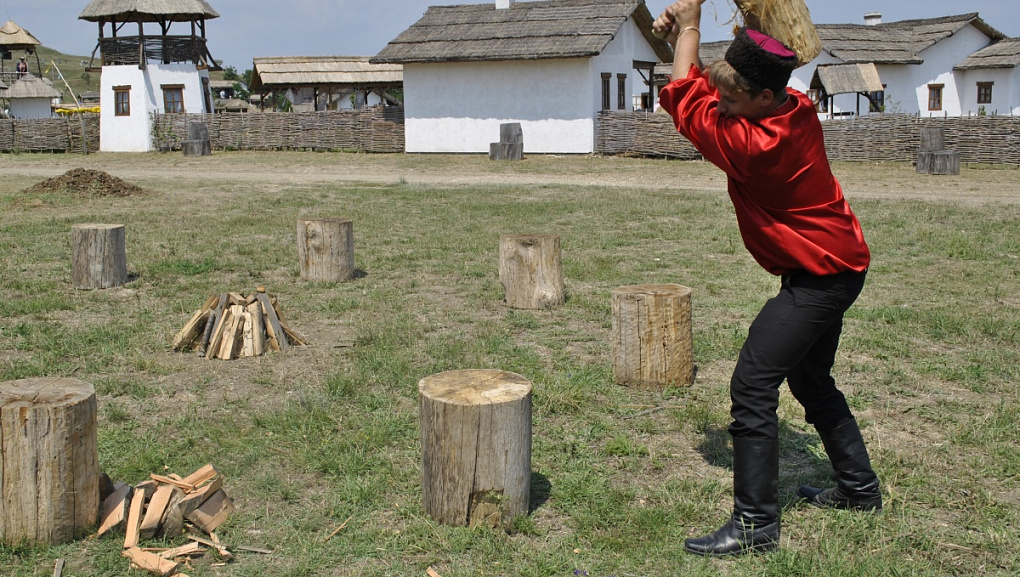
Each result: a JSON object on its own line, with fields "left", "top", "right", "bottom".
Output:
{"left": 0, "top": 20, "right": 43, "bottom": 84}
{"left": 2, "top": 73, "right": 61, "bottom": 119}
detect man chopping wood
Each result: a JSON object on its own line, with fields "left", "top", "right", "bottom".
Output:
{"left": 653, "top": 0, "right": 882, "bottom": 557}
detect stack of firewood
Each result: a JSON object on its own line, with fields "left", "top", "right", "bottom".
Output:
{"left": 97, "top": 464, "right": 253, "bottom": 576}
{"left": 172, "top": 287, "right": 306, "bottom": 359}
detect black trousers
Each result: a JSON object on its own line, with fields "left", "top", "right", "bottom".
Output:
{"left": 729, "top": 269, "right": 867, "bottom": 440}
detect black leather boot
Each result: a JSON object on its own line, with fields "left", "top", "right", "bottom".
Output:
{"left": 798, "top": 418, "right": 882, "bottom": 511}
{"left": 684, "top": 437, "right": 780, "bottom": 556}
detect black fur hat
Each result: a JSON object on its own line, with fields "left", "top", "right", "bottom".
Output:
{"left": 724, "top": 27, "right": 798, "bottom": 93}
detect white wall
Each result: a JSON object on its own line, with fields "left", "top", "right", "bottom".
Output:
{"left": 9, "top": 98, "right": 53, "bottom": 119}
{"left": 911, "top": 26, "right": 992, "bottom": 117}
{"left": 99, "top": 63, "right": 210, "bottom": 152}
{"left": 958, "top": 68, "right": 1015, "bottom": 116}
{"left": 404, "top": 59, "right": 593, "bottom": 153}
{"left": 403, "top": 16, "right": 662, "bottom": 153}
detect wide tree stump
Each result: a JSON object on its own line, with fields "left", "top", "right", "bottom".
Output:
{"left": 419, "top": 369, "right": 532, "bottom": 528}
{"left": 71, "top": 224, "right": 127, "bottom": 290}
{"left": 611, "top": 284, "right": 694, "bottom": 389}
{"left": 499, "top": 234, "right": 564, "bottom": 309}
{"left": 1, "top": 378, "right": 99, "bottom": 545}
{"left": 297, "top": 218, "right": 355, "bottom": 282}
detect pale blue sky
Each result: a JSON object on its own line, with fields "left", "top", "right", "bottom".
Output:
{"left": 4, "top": 0, "right": 1017, "bottom": 72}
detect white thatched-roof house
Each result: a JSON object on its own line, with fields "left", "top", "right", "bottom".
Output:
{"left": 371, "top": 0, "right": 672, "bottom": 154}
{"left": 658, "top": 12, "right": 1012, "bottom": 119}
{"left": 954, "top": 37, "right": 1020, "bottom": 116}
{"left": 249, "top": 56, "right": 402, "bottom": 111}
{"left": 79, "top": 0, "right": 221, "bottom": 151}
{"left": 800, "top": 13, "right": 1009, "bottom": 117}
{"left": 2, "top": 73, "right": 61, "bottom": 119}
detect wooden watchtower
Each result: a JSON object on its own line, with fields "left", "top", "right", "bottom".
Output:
{"left": 78, "top": 0, "right": 222, "bottom": 152}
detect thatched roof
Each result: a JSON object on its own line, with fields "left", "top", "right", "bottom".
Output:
{"left": 79, "top": 0, "right": 220, "bottom": 23}
{"left": 371, "top": 0, "right": 673, "bottom": 65}
{"left": 811, "top": 63, "right": 884, "bottom": 95}
{"left": 1, "top": 74, "right": 61, "bottom": 99}
{"left": 955, "top": 38, "right": 1020, "bottom": 70}
{"left": 817, "top": 13, "right": 1005, "bottom": 65}
{"left": 249, "top": 56, "right": 403, "bottom": 92}
{"left": 0, "top": 20, "right": 41, "bottom": 47}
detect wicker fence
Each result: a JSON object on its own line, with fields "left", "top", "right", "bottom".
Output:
{"left": 152, "top": 107, "right": 405, "bottom": 152}
{"left": 3, "top": 108, "right": 1018, "bottom": 165}
{"left": 0, "top": 116, "right": 100, "bottom": 154}
{"left": 597, "top": 111, "right": 1020, "bottom": 165}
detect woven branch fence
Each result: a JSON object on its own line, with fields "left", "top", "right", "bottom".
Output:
{"left": 3, "top": 108, "right": 1018, "bottom": 165}
{"left": 0, "top": 116, "right": 100, "bottom": 153}
{"left": 152, "top": 107, "right": 405, "bottom": 152}
{"left": 597, "top": 111, "right": 1020, "bottom": 165}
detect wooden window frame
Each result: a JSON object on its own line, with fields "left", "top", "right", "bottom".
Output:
{"left": 601, "top": 73, "right": 612, "bottom": 111}
{"left": 617, "top": 73, "right": 627, "bottom": 110}
{"left": 928, "top": 84, "right": 943, "bottom": 111}
{"left": 113, "top": 86, "right": 131, "bottom": 117}
{"left": 162, "top": 84, "right": 185, "bottom": 114}
{"left": 977, "top": 82, "right": 993, "bottom": 105}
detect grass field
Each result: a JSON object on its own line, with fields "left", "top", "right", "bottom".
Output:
{"left": 1, "top": 151, "right": 1018, "bottom": 576}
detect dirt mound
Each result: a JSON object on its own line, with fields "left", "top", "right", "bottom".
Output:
{"left": 22, "top": 168, "right": 149, "bottom": 198}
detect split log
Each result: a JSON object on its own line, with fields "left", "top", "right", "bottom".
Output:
{"left": 499, "top": 234, "right": 565, "bottom": 309}
{"left": 419, "top": 369, "right": 532, "bottom": 528}
{"left": 71, "top": 224, "right": 127, "bottom": 290}
{"left": 185, "top": 489, "right": 234, "bottom": 533}
{"left": 97, "top": 484, "right": 132, "bottom": 536}
{"left": 297, "top": 218, "right": 355, "bottom": 283}
{"left": 0, "top": 378, "right": 99, "bottom": 546}
{"left": 611, "top": 284, "right": 694, "bottom": 389}
{"left": 122, "top": 547, "right": 179, "bottom": 577}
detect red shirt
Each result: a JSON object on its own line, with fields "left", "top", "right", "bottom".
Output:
{"left": 659, "top": 66, "right": 870, "bottom": 276}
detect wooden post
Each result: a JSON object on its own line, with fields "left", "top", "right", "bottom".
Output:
{"left": 182, "top": 120, "right": 211, "bottom": 156}
{"left": 297, "top": 218, "right": 355, "bottom": 283}
{"left": 499, "top": 234, "right": 564, "bottom": 309}
{"left": 419, "top": 369, "right": 532, "bottom": 528}
{"left": 1, "top": 378, "right": 99, "bottom": 545}
{"left": 919, "top": 126, "right": 945, "bottom": 152}
{"left": 71, "top": 224, "right": 127, "bottom": 290}
{"left": 611, "top": 284, "right": 694, "bottom": 389}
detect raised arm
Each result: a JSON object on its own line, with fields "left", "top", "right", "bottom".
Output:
{"left": 652, "top": 0, "right": 705, "bottom": 81}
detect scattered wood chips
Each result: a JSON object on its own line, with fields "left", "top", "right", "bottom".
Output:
{"left": 97, "top": 464, "right": 268, "bottom": 576}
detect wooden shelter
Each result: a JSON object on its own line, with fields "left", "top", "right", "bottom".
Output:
{"left": 810, "top": 62, "right": 885, "bottom": 116}
{"left": 0, "top": 20, "right": 43, "bottom": 83}
{"left": 79, "top": 0, "right": 221, "bottom": 71}
{"left": 249, "top": 56, "right": 402, "bottom": 112}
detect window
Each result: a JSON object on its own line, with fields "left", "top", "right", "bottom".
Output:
{"left": 113, "top": 86, "right": 130, "bottom": 116}
{"left": 928, "top": 84, "right": 943, "bottom": 111}
{"left": 617, "top": 73, "right": 627, "bottom": 110}
{"left": 977, "top": 82, "right": 993, "bottom": 104}
{"left": 601, "top": 73, "right": 611, "bottom": 111}
{"left": 162, "top": 85, "right": 185, "bottom": 113}
{"left": 869, "top": 86, "right": 886, "bottom": 113}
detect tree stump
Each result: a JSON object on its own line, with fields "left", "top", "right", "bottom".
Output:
{"left": 1, "top": 378, "right": 99, "bottom": 545}
{"left": 183, "top": 121, "right": 211, "bottom": 157}
{"left": 499, "top": 234, "right": 564, "bottom": 309}
{"left": 297, "top": 218, "right": 355, "bottom": 282}
{"left": 611, "top": 284, "right": 694, "bottom": 389}
{"left": 71, "top": 224, "right": 127, "bottom": 290}
{"left": 419, "top": 369, "right": 532, "bottom": 528}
